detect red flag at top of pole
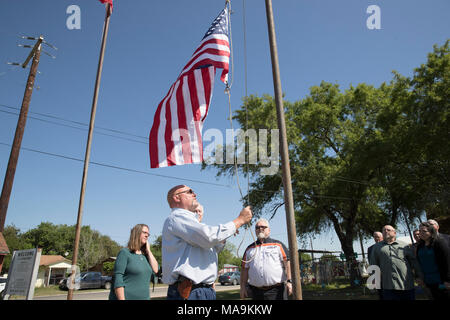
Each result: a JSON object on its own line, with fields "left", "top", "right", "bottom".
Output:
{"left": 99, "top": 0, "right": 113, "bottom": 13}
{"left": 149, "top": 6, "right": 230, "bottom": 168}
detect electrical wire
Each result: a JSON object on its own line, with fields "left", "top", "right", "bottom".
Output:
{"left": 0, "top": 103, "right": 148, "bottom": 141}
{"left": 0, "top": 141, "right": 232, "bottom": 188}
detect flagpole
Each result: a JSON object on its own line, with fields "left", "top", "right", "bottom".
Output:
{"left": 67, "top": 3, "right": 111, "bottom": 300}
{"left": 264, "top": 0, "right": 303, "bottom": 300}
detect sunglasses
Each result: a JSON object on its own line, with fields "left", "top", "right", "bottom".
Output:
{"left": 255, "top": 226, "right": 268, "bottom": 230}
{"left": 175, "top": 189, "right": 195, "bottom": 196}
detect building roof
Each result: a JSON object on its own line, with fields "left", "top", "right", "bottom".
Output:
{"left": 0, "top": 232, "right": 10, "bottom": 255}
{"left": 39, "top": 255, "right": 71, "bottom": 266}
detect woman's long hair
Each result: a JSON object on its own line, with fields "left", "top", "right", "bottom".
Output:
{"left": 419, "top": 221, "right": 439, "bottom": 244}
{"left": 127, "top": 224, "right": 149, "bottom": 253}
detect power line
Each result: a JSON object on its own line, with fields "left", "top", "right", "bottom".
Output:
{"left": 0, "top": 141, "right": 232, "bottom": 188}
{"left": 0, "top": 103, "right": 148, "bottom": 139}
{"left": 0, "top": 104, "right": 377, "bottom": 192}
{"left": 0, "top": 109, "right": 148, "bottom": 145}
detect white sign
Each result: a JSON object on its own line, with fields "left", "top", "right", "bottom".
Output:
{"left": 4, "top": 248, "right": 41, "bottom": 299}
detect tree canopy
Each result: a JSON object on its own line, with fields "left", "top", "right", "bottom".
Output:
{"left": 2, "top": 222, "right": 122, "bottom": 273}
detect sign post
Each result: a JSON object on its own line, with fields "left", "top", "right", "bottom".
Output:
{"left": 3, "top": 248, "right": 41, "bottom": 300}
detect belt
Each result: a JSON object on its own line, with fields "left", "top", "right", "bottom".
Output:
{"left": 251, "top": 283, "right": 283, "bottom": 291}
{"left": 173, "top": 276, "right": 214, "bottom": 289}
{"left": 192, "top": 283, "right": 214, "bottom": 289}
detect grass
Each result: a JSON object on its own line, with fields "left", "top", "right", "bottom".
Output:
{"left": 5, "top": 285, "right": 110, "bottom": 299}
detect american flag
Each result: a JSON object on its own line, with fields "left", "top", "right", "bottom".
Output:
{"left": 99, "top": 0, "right": 113, "bottom": 12}
{"left": 149, "top": 6, "right": 230, "bottom": 168}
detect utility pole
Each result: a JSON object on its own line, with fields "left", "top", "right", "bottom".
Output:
{"left": 264, "top": 0, "right": 302, "bottom": 300}
{"left": 67, "top": 3, "right": 112, "bottom": 300}
{"left": 359, "top": 232, "right": 366, "bottom": 263}
{"left": 0, "top": 36, "right": 43, "bottom": 274}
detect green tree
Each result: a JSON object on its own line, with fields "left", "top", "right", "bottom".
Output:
{"left": 379, "top": 41, "right": 450, "bottom": 222}
{"left": 151, "top": 235, "right": 162, "bottom": 267}
{"left": 218, "top": 242, "right": 241, "bottom": 272}
{"left": 299, "top": 253, "right": 312, "bottom": 263}
{"left": 208, "top": 83, "right": 393, "bottom": 285}
{"left": 3, "top": 222, "right": 121, "bottom": 273}
{"left": 1, "top": 225, "right": 33, "bottom": 273}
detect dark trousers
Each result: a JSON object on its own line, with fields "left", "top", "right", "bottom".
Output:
{"left": 381, "top": 289, "right": 415, "bottom": 300}
{"left": 249, "top": 284, "right": 284, "bottom": 300}
{"left": 166, "top": 284, "right": 216, "bottom": 300}
{"left": 427, "top": 284, "right": 449, "bottom": 301}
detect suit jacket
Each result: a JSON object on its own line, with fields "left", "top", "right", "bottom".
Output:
{"left": 416, "top": 236, "right": 450, "bottom": 283}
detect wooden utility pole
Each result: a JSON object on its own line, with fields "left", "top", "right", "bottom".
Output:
{"left": 67, "top": 3, "right": 111, "bottom": 300}
{"left": 0, "top": 37, "right": 43, "bottom": 274}
{"left": 264, "top": 0, "right": 302, "bottom": 300}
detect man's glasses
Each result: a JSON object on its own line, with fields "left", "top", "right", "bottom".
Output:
{"left": 255, "top": 226, "right": 268, "bottom": 230}
{"left": 175, "top": 189, "right": 195, "bottom": 196}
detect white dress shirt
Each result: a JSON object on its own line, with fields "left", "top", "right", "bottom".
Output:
{"left": 162, "top": 207, "right": 236, "bottom": 285}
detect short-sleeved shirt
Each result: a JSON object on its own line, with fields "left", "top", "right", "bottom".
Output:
{"left": 242, "top": 237, "right": 289, "bottom": 287}
{"left": 109, "top": 248, "right": 153, "bottom": 300}
{"left": 369, "top": 240, "right": 421, "bottom": 290}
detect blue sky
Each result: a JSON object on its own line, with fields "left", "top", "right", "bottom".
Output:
{"left": 0, "top": 0, "right": 448, "bottom": 259}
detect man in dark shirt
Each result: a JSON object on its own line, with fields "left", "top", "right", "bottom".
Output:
{"left": 368, "top": 231, "right": 383, "bottom": 260}
{"left": 428, "top": 219, "right": 450, "bottom": 248}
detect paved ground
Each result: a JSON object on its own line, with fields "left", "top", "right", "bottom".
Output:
{"left": 33, "top": 284, "right": 240, "bottom": 300}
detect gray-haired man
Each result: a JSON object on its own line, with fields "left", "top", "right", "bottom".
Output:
{"left": 427, "top": 219, "right": 450, "bottom": 248}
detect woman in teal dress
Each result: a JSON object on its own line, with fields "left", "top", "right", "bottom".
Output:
{"left": 109, "top": 224, "right": 159, "bottom": 300}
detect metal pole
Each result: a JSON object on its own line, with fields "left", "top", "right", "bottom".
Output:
{"left": 67, "top": 4, "right": 111, "bottom": 300}
{"left": 402, "top": 211, "right": 414, "bottom": 245}
{"left": 264, "top": 0, "right": 302, "bottom": 300}
{"left": 359, "top": 232, "right": 366, "bottom": 263}
{"left": 0, "top": 37, "right": 42, "bottom": 234}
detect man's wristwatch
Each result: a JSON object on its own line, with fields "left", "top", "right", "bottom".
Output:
{"left": 286, "top": 279, "right": 292, "bottom": 283}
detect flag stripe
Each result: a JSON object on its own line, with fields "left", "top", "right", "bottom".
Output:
{"left": 169, "top": 80, "right": 182, "bottom": 166}
{"left": 187, "top": 72, "right": 202, "bottom": 162}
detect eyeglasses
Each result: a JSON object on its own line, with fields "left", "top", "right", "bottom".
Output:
{"left": 142, "top": 231, "right": 149, "bottom": 236}
{"left": 175, "top": 189, "right": 195, "bottom": 196}
{"left": 255, "top": 226, "right": 268, "bottom": 230}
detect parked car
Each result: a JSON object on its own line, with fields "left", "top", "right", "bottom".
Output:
{"left": 59, "top": 271, "right": 112, "bottom": 290}
{"left": 218, "top": 271, "right": 240, "bottom": 286}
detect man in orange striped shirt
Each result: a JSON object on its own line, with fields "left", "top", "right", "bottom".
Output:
{"left": 240, "top": 218, "right": 292, "bottom": 300}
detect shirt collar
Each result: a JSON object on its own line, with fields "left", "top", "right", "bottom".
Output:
{"left": 171, "top": 207, "right": 196, "bottom": 218}
{"left": 256, "top": 237, "right": 273, "bottom": 245}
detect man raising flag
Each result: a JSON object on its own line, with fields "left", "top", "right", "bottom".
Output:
{"left": 149, "top": 4, "right": 231, "bottom": 168}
